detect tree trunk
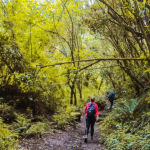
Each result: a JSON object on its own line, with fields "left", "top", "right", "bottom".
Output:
{"left": 74, "top": 88, "right": 77, "bottom": 106}
{"left": 77, "top": 79, "right": 82, "bottom": 99}
{"left": 98, "top": 78, "right": 103, "bottom": 94}
{"left": 70, "top": 85, "right": 74, "bottom": 105}
{"left": 107, "top": 73, "right": 116, "bottom": 88}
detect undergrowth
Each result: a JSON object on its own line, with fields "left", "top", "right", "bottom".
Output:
{"left": 0, "top": 118, "right": 19, "bottom": 150}
{"left": 26, "top": 122, "right": 49, "bottom": 138}
{"left": 100, "top": 93, "right": 150, "bottom": 150}
{"left": 0, "top": 103, "right": 50, "bottom": 149}
{"left": 53, "top": 105, "right": 81, "bottom": 129}
{"left": 0, "top": 102, "right": 81, "bottom": 149}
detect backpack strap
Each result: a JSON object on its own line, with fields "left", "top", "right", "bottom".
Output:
{"left": 88, "top": 102, "right": 95, "bottom": 106}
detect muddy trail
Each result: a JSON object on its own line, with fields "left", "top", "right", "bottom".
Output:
{"left": 20, "top": 110, "right": 107, "bottom": 150}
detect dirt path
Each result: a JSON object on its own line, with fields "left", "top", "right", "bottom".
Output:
{"left": 20, "top": 111, "right": 106, "bottom": 150}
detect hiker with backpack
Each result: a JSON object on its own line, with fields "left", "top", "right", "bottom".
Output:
{"left": 107, "top": 90, "right": 115, "bottom": 111}
{"left": 84, "top": 97, "right": 99, "bottom": 143}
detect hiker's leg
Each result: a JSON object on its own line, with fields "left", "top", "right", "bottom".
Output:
{"left": 111, "top": 100, "right": 114, "bottom": 110}
{"left": 91, "top": 117, "right": 96, "bottom": 137}
{"left": 85, "top": 117, "right": 90, "bottom": 135}
{"left": 109, "top": 99, "right": 113, "bottom": 111}
{"left": 109, "top": 99, "right": 111, "bottom": 110}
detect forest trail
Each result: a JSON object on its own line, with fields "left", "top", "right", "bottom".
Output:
{"left": 20, "top": 109, "right": 107, "bottom": 150}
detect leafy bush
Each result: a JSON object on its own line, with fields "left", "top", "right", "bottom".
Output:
{"left": 70, "top": 112, "right": 81, "bottom": 121}
{"left": 0, "top": 104, "right": 16, "bottom": 122}
{"left": 112, "top": 98, "right": 138, "bottom": 121}
{"left": 10, "top": 113, "right": 31, "bottom": 135}
{"left": 53, "top": 108, "right": 70, "bottom": 129}
{"left": 0, "top": 119, "right": 19, "bottom": 150}
{"left": 53, "top": 115, "right": 68, "bottom": 129}
{"left": 95, "top": 98, "right": 106, "bottom": 110}
{"left": 100, "top": 94, "right": 150, "bottom": 150}
{"left": 66, "top": 105, "right": 80, "bottom": 114}
{"left": 25, "top": 122, "right": 48, "bottom": 138}
{"left": 53, "top": 106, "right": 81, "bottom": 129}
{"left": 10, "top": 113, "right": 49, "bottom": 139}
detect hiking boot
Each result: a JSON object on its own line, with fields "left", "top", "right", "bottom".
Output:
{"left": 91, "top": 136, "right": 93, "bottom": 140}
{"left": 84, "top": 135, "right": 87, "bottom": 143}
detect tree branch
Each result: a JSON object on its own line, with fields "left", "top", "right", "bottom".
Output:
{"left": 39, "top": 58, "right": 150, "bottom": 68}
{"left": 79, "top": 60, "right": 100, "bottom": 71}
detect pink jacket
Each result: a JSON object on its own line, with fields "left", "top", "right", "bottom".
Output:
{"left": 84, "top": 102, "right": 99, "bottom": 116}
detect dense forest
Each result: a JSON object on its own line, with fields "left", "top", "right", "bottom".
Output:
{"left": 0, "top": 0, "right": 150, "bottom": 149}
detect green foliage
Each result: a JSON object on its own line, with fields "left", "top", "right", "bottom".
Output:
{"left": 70, "top": 112, "right": 81, "bottom": 121}
{"left": 0, "top": 104, "right": 16, "bottom": 122}
{"left": 95, "top": 98, "right": 106, "bottom": 110}
{"left": 113, "top": 99, "right": 138, "bottom": 121}
{"left": 0, "top": 119, "right": 19, "bottom": 150}
{"left": 53, "top": 113, "right": 69, "bottom": 130}
{"left": 53, "top": 105, "right": 80, "bottom": 129}
{"left": 1, "top": 0, "right": 150, "bottom": 148}
{"left": 25, "top": 122, "right": 48, "bottom": 138}
{"left": 100, "top": 94, "right": 150, "bottom": 150}
{"left": 10, "top": 113, "right": 49, "bottom": 139}
{"left": 66, "top": 105, "right": 80, "bottom": 114}
{"left": 10, "top": 114, "right": 31, "bottom": 135}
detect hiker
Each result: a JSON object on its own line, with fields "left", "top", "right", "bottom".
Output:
{"left": 107, "top": 90, "right": 115, "bottom": 111}
{"left": 84, "top": 97, "right": 99, "bottom": 143}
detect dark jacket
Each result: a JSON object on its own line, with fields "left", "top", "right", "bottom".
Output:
{"left": 108, "top": 91, "right": 115, "bottom": 101}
